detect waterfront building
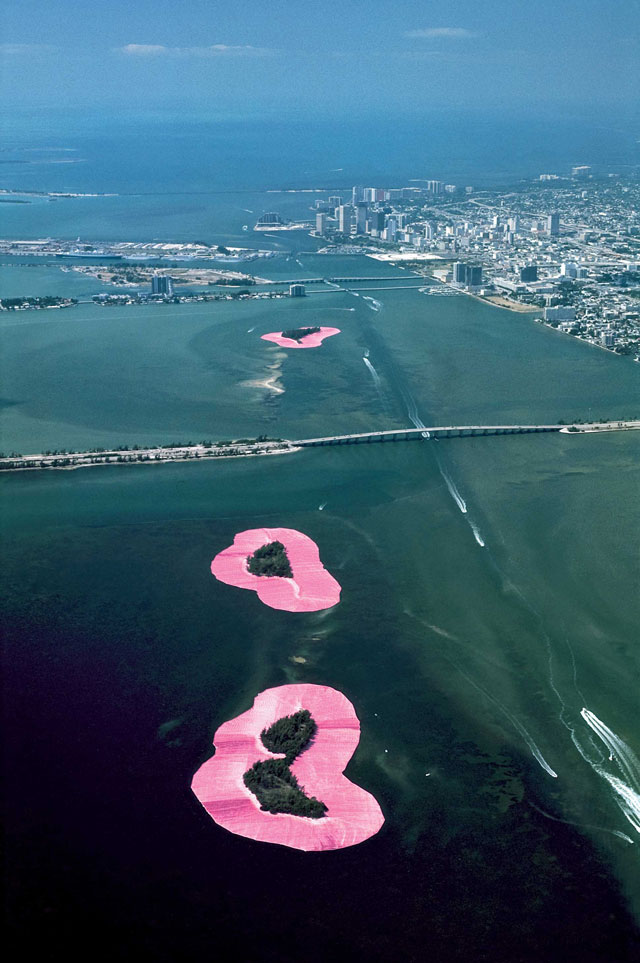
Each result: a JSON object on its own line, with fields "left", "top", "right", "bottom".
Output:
{"left": 544, "top": 306, "right": 576, "bottom": 322}
{"left": 151, "top": 274, "right": 173, "bottom": 296}
{"left": 453, "top": 262, "right": 467, "bottom": 284}
{"left": 256, "top": 212, "right": 286, "bottom": 226}
{"left": 316, "top": 213, "right": 327, "bottom": 235}
{"left": 289, "top": 284, "right": 306, "bottom": 298}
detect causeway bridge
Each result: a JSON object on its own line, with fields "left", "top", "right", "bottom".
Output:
{"left": 294, "top": 422, "right": 640, "bottom": 446}
{"left": 2, "top": 422, "right": 638, "bottom": 472}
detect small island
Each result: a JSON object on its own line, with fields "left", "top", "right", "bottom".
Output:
{"left": 246, "top": 540, "right": 293, "bottom": 578}
{"left": 261, "top": 327, "right": 341, "bottom": 350}
{"left": 211, "top": 527, "right": 341, "bottom": 612}
{"left": 279, "top": 326, "right": 320, "bottom": 342}
{"left": 191, "top": 683, "right": 385, "bottom": 850}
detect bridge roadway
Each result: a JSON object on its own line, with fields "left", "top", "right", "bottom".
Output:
{"left": 294, "top": 422, "right": 640, "bottom": 446}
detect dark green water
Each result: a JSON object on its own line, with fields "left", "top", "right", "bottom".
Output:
{"left": 2, "top": 262, "right": 639, "bottom": 961}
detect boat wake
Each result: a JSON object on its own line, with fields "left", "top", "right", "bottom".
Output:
{"left": 441, "top": 469, "right": 467, "bottom": 513}
{"left": 579, "top": 709, "right": 640, "bottom": 836}
{"left": 318, "top": 502, "right": 327, "bottom": 511}
{"left": 470, "top": 521, "right": 485, "bottom": 547}
{"left": 363, "top": 356, "right": 382, "bottom": 389}
{"left": 363, "top": 296, "right": 382, "bottom": 312}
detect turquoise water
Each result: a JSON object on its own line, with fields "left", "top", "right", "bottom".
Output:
{"left": 2, "top": 111, "right": 640, "bottom": 961}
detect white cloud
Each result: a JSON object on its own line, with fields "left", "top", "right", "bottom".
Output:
{"left": 116, "top": 43, "right": 274, "bottom": 57}
{"left": 404, "top": 28, "right": 478, "bottom": 39}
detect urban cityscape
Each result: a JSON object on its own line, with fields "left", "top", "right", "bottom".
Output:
{"left": 309, "top": 168, "right": 640, "bottom": 358}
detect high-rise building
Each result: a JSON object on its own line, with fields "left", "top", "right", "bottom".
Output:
{"left": 424, "top": 223, "right": 433, "bottom": 240}
{"left": 352, "top": 185, "right": 366, "bottom": 204}
{"left": 151, "top": 274, "right": 173, "bottom": 296}
{"left": 355, "top": 203, "right": 368, "bottom": 235}
{"left": 368, "top": 211, "right": 385, "bottom": 234}
{"left": 546, "top": 213, "right": 560, "bottom": 236}
{"left": 328, "top": 195, "right": 343, "bottom": 210}
{"left": 315, "top": 212, "right": 327, "bottom": 235}
{"left": 426, "top": 180, "right": 444, "bottom": 194}
{"left": 507, "top": 216, "right": 520, "bottom": 233}
{"left": 453, "top": 262, "right": 467, "bottom": 284}
{"left": 560, "top": 262, "right": 578, "bottom": 278}
{"left": 519, "top": 264, "right": 538, "bottom": 283}
{"left": 337, "top": 205, "right": 353, "bottom": 234}
{"left": 571, "top": 165, "right": 591, "bottom": 179}
{"left": 289, "top": 284, "right": 306, "bottom": 298}
{"left": 384, "top": 217, "right": 397, "bottom": 241}
{"left": 453, "top": 263, "right": 483, "bottom": 286}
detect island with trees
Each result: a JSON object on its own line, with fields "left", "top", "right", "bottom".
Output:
{"left": 246, "top": 540, "right": 293, "bottom": 578}
{"left": 191, "top": 683, "right": 385, "bottom": 850}
{"left": 279, "top": 326, "right": 321, "bottom": 342}
{"left": 243, "top": 709, "right": 327, "bottom": 817}
{"left": 261, "top": 327, "right": 341, "bottom": 349}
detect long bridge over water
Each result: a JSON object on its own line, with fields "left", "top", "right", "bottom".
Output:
{"left": 295, "top": 422, "right": 640, "bottom": 445}
{"left": 1, "top": 422, "right": 638, "bottom": 472}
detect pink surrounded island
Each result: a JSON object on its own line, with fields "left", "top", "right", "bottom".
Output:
{"left": 211, "top": 527, "right": 341, "bottom": 612}
{"left": 191, "top": 683, "right": 385, "bottom": 851}
{"left": 261, "top": 327, "right": 340, "bottom": 349}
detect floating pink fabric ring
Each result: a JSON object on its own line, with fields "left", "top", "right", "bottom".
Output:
{"left": 211, "top": 527, "right": 341, "bottom": 612}
{"left": 191, "top": 683, "right": 385, "bottom": 851}
{"left": 261, "top": 327, "right": 340, "bottom": 349}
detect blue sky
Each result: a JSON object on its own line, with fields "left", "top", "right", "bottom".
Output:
{"left": 1, "top": 0, "right": 639, "bottom": 115}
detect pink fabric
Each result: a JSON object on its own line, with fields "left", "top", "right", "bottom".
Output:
{"left": 211, "top": 527, "right": 341, "bottom": 612}
{"left": 260, "top": 327, "right": 340, "bottom": 349}
{"left": 191, "top": 684, "right": 385, "bottom": 851}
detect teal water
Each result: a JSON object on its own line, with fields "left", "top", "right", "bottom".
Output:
{"left": 2, "top": 111, "right": 640, "bottom": 962}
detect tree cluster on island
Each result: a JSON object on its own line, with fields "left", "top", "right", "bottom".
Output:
{"left": 280, "top": 326, "right": 321, "bottom": 341}
{"left": 246, "top": 541, "right": 293, "bottom": 578}
{"left": 243, "top": 709, "right": 327, "bottom": 818}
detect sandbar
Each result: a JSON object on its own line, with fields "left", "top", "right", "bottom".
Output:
{"left": 211, "top": 527, "right": 341, "bottom": 612}
{"left": 261, "top": 327, "right": 340, "bottom": 349}
{"left": 191, "top": 683, "right": 385, "bottom": 851}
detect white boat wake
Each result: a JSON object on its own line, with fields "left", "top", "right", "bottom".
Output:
{"left": 580, "top": 709, "right": 640, "bottom": 836}
{"left": 441, "top": 469, "right": 467, "bottom": 513}
{"left": 363, "top": 356, "right": 382, "bottom": 389}
{"left": 363, "top": 296, "right": 382, "bottom": 312}
{"left": 470, "top": 521, "right": 485, "bottom": 547}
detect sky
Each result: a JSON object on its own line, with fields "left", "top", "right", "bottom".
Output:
{"left": 1, "top": 0, "right": 639, "bottom": 117}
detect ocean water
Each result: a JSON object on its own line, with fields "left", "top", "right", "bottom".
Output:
{"left": 2, "top": 110, "right": 640, "bottom": 962}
